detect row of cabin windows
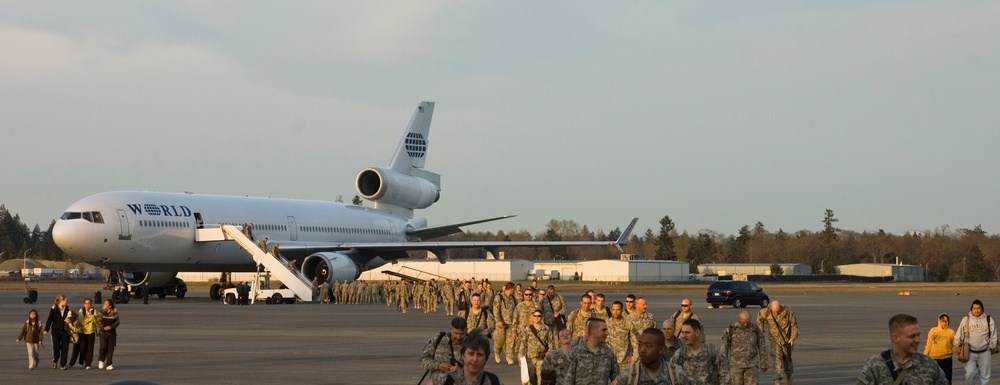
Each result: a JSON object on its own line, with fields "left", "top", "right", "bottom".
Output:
{"left": 138, "top": 221, "right": 386, "bottom": 235}
{"left": 301, "top": 225, "right": 389, "bottom": 235}
{"left": 140, "top": 220, "right": 190, "bottom": 228}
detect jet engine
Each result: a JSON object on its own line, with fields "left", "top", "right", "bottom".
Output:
{"left": 123, "top": 271, "right": 178, "bottom": 287}
{"left": 302, "top": 252, "right": 361, "bottom": 284}
{"left": 356, "top": 167, "right": 439, "bottom": 209}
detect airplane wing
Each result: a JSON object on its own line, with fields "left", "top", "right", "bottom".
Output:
{"left": 277, "top": 217, "right": 638, "bottom": 263}
{"left": 405, "top": 215, "right": 516, "bottom": 240}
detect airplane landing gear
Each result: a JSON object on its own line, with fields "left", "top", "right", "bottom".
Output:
{"left": 210, "top": 272, "right": 235, "bottom": 301}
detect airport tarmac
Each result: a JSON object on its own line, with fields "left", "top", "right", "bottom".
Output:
{"left": 0, "top": 286, "right": 989, "bottom": 385}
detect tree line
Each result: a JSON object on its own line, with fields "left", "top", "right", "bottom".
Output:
{"left": 0, "top": 205, "right": 65, "bottom": 263}
{"left": 443, "top": 210, "right": 1000, "bottom": 282}
{"left": 4, "top": 203, "right": 997, "bottom": 282}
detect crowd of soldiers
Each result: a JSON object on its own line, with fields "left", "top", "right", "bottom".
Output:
{"left": 415, "top": 279, "right": 802, "bottom": 385}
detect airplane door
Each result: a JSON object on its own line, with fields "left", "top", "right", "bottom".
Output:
{"left": 288, "top": 216, "right": 297, "bottom": 241}
{"left": 117, "top": 209, "right": 132, "bottom": 240}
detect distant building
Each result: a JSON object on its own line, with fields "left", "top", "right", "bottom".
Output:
{"left": 836, "top": 263, "right": 925, "bottom": 282}
{"left": 698, "top": 263, "right": 812, "bottom": 276}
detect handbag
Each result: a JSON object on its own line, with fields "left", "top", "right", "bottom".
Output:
{"left": 957, "top": 322, "right": 970, "bottom": 363}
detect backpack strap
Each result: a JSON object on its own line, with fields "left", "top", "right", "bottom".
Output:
{"left": 628, "top": 361, "right": 641, "bottom": 385}
{"left": 880, "top": 349, "right": 897, "bottom": 381}
{"left": 668, "top": 363, "right": 680, "bottom": 385}
{"left": 485, "top": 372, "right": 500, "bottom": 385}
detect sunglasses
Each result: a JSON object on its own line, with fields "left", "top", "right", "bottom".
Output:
{"left": 681, "top": 304, "right": 691, "bottom": 307}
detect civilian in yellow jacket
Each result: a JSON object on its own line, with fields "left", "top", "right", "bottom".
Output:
{"left": 924, "top": 313, "right": 955, "bottom": 384}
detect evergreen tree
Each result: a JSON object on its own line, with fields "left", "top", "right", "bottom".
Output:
{"left": 770, "top": 262, "right": 784, "bottom": 275}
{"left": 965, "top": 245, "right": 991, "bottom": 282}
{"left": 654, "top": 215, "right": 676, "bottom": 260}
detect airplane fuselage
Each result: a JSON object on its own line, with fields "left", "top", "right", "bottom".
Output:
{"left": 53, "top": 191, "right": 412, "bottom": 272}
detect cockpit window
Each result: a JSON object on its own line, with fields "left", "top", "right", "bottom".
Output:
{"left": 60, "top": 211, "right": 105, "bottom": 224}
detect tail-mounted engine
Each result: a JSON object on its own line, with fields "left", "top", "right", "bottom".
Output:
{"left": 302, "top": 252, "right": 361, "bottom": 284}
{"left": 356, "top": 167, "right": 439, "bottom": 210}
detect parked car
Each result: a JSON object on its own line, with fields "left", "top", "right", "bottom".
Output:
{"left": 706, "top": 280, "right": 769, "bottom": 308}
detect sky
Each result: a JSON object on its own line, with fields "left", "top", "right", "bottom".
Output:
{"left": 1, "top": 2, "right": 998, "bottom": 238}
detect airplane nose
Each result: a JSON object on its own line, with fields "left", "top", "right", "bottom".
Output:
{"left": 52, "top": 220, "right": 79, "bottom": 252}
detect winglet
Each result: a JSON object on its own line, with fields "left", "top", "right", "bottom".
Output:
{"left": 611, "top": 218, "right": 639, "bottom": 252}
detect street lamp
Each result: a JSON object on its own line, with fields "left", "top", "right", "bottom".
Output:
{"left": 23, "top": 249, "right": 32, "bottom": 276}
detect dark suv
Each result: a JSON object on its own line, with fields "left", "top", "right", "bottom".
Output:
{"left": 706, "top": 280, "right": 769, "bottom": 308}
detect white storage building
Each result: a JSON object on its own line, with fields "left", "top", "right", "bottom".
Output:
{"left": 836, "top": 263, "right": 925, "bottom": 282}
{"left": 698, "top": 263, "right": 812, "bottom": 276}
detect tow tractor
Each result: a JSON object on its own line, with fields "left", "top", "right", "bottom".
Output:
{"left": 223, "top": 270, "right": 298, "bottom": 305}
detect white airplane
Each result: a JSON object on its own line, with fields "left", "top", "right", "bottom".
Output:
{"left": 52, "top": 101, "right": 637, "bottom": 300}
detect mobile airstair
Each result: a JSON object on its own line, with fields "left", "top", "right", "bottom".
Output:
{"left": 195, "top": 224, "right": 314, "bottom": 302}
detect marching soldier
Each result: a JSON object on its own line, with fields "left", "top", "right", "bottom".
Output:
{"left": 626, "top": 297, "right": 656, "bottom": 357}
{"left": 607, "top": 301, "right": 632, "bottom": 370}
{"left": 672, "top": 319, "right": 729, "bottom": 385}
{"left": 493, "top": 282, "right": 517, "bottom": 365}
{"left": 519, "top": 309, "right": 556, "bottom": 385}
{"left": 721, "top": 310, "right": 768, "bottom": 385}
{"left": 758, "top": 300, "right": 799, "bottom": 385}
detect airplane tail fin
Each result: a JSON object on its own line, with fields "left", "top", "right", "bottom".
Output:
{"left": 388, "top": 101, "right": 435, "bottom": 173}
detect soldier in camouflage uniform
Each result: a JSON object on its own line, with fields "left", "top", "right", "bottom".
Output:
{"left": 757, "top": 300, "right": 799, "bottom": 385}
{"left": 607, "top": 301, "right": 633, "bottom": 370}
{"left": 627, "top": 298, "right": 656, "bottom": 357}
{"left": 614, "top": 328, "right": 693, "bottom": 385}
{"left": 413, "top": 281, "right": 424, "bottom": 310}
{"left": 492, "top": 282, "right": 517, "bottom": 365}
{"left": 661, "top": 320, "right": 683, "bottom": 364}
{"left": 445, "top": 280, "right": 458, "bottom": 315}
{"left": 669, "top": 299, "right": 699, "bottom": 339}
{"left": 482, "top": 281, "right": 494, "bottom": 310}
{"left": 540, "top": 285, "right": 566, "bottom": 331}
{"left": 514, "top": 288, "right": 539, "bottom": 355}
{"left": 420, "top": 317, "right": 468, "bottom": 385}
{"left": 382, "top": 281, "right": 396, "bottom": 307}
{"left": 519, "top": 309, "right": 557, "bottom": 385}
{"left": 721, "top": 310, "right": 768, "bottom": 385}
{"left": 542, "top": 329, "right": 573, "bottom": 385}
{"left": 464, "top": 294, "right": 496, "bottom": 337}
{"left": 857, "top": 313, "right": 948, "bottom": 385}
{"left": 560, "top": 318, "right": 620, "bottom": 385}
{"left": 672, "top": 319, "right": 729, "bottom": 385}
{"left": 397, "top": 280, "right": 410, "bottom": 314}
{"left": 567, "top": 294, "right": 598, "bottom": 340}
{"left": 594, "top": 294, "right": 611, "bottom": 320}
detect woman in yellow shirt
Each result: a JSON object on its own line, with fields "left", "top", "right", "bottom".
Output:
{"left": 924, "top": 313, "right": 955, "bottom": 384}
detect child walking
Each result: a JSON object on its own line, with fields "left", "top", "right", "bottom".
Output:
{"left": 16, "top": 309, "right": 44, "bottom": 370}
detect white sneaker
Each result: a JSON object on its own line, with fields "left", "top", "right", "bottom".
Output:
{"left": 98, "top": 361, "right": 104, "bottom": 369}
{"left": 106, "top": 365, "right": 114, "bottom": 371}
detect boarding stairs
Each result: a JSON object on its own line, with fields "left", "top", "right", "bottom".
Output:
{"left": 212, "top": 225, "right": 314, "bottom": 302}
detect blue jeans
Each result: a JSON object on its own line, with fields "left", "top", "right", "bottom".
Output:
{"left": 965, "top": 351, "right": 991, "bottom": 385}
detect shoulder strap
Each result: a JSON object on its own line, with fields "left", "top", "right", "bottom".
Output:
{"left": 989, "top": 315, "right": 994, "bottom": 340}
{"left": 769, "top": 309, "right": 789, "bottom": 342}
{"left": 529, "top": 325, "right": 549, "bottom": 351}
{"left": 434, "top": 331, "right": 447, "bottom": 350}
{"left": 880, "top": 349, "right": 898, "bottom": 381}
{"left": 628, "top": 361, "right": 640, "bottom": 385}
{"left": 672, "top": 310, "right": 681, "bottom": 322}
{"left": 485, "top": 372, "right": 500, "bottom": 385}
{"left": 726, "top": 324, "right": 736, "bottom": 353}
